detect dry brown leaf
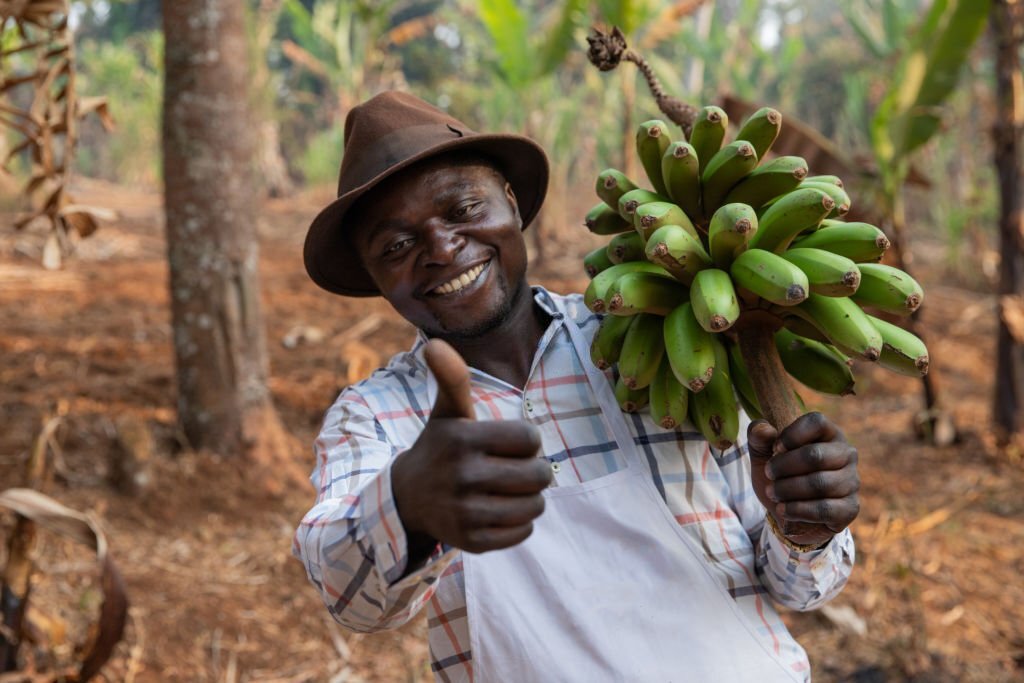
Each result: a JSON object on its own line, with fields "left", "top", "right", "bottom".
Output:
{"left": 0, "top": 487, "right": 128, "bottom": 683}
{"left": 41, "top": 230, "right": 61, "bottom": 269}
{"left": 58, "top": 203, "right": 117, "bottom": 221}
{"left": 61, "top": 211, "right": 97, "bottom": 238}
{"left": 76, "top": 96, "right": 114, "bottom": 130}
{"left": 999, "top": 294, "right": 1024, "bottom": 343}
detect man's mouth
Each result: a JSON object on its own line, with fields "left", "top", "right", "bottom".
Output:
{"left": 431, "top": 260, "right": 490, "bottom": 295}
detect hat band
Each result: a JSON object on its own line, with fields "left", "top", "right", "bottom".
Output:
{"left": 338, "top": 123, "right": 469, "bottom": 196}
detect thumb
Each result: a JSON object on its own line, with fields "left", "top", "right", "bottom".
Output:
{"left": 746, "top": 419, "right": 779, "bottom": 465}
{"left": 424, "top": 339, "right": 475, "bottom": 420}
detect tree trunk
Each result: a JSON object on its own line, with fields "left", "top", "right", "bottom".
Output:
{"left": 162, "top": 0, "right": 294, "bottom": 482}
{"left": 992, "top": 0, "right": 1024, "bottom": 442}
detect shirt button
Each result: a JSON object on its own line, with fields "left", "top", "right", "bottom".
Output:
{"left": 551, "top": 462, "right": 561, "bottom": 473}
{"left": 524, "top": 398, "right": 533, "bottom": 412}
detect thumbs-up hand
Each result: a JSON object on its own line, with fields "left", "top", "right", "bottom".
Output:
{"left": 747, "top": 412, "right": 860, "bottom": 549}
{"left": 391, "top": 339, "right": 552, "bottom": 556}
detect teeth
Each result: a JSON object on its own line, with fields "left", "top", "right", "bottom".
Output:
{"left": 434, "top": 263, "right": 486, "bottom": 295}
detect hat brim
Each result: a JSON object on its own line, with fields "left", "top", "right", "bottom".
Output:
{"left": 304, "top": 133, "right": 549, "bottom": 297}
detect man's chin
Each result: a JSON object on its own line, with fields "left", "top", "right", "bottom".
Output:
{"left": 424, "top": 279, "right": 522, "bottom": 340}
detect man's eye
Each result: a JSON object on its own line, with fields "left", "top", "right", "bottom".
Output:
{"left": 453, "top": 202, "right": 480, "bottom": 218}
{"left": 386, "top": 238, "right": 413, "bottom": 254}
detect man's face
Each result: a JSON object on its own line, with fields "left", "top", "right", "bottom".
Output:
{"left": 350, "top": 154, "right": 529, "bottom": 338}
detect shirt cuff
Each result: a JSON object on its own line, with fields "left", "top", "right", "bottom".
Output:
{"left": 762, "top": 520, "right": 855, "bottom": 576}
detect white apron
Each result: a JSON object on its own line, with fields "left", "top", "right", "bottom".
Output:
{"left": 458, "top": 302, "right": 803, "bottom": 683}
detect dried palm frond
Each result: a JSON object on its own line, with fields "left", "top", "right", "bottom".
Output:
{"left": 1, "top": 0, "right": 115, "bottom": 268}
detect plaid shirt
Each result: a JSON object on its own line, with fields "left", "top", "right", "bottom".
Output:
{"left": 294, "top": 287, "right": 855, "bottom": 682}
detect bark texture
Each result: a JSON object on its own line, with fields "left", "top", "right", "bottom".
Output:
{"left": 161, "top": 0, "right": 288, "bottom": 466}
{"left": 992, "top": 0, "right": 1024, "bottom": 440}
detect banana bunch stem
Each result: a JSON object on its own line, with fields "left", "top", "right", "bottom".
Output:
{"left": 735, "top": 314, "right": 801, "bottom": 430}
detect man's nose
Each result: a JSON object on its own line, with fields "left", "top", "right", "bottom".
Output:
{"left": 421, "top": 221, "right": 465, "bottom": 266}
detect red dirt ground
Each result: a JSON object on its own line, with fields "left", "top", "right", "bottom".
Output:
{"left": 1, "top": 179, "right": 1022, "bottom": 682}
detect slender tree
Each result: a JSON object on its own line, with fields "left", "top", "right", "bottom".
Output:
{"left": 162, "top": 0, "right": 291, "bottom": 476}
{"left": 992, "top": 0, "right": 1024, "bottom": 441}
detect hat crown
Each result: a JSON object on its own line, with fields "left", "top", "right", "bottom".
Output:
{"left": 338, "top": 92, "right": 476, "bottom": 197}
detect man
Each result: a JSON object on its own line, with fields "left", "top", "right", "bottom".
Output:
{"left": 295, "top": 91, "right": 860, "bottom": 682}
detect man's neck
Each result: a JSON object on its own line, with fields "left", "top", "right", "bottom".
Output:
{"left": 438, "top": 284, "right": 550, "bottom": 389}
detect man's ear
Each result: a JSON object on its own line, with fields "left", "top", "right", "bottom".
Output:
{"left": 504, "top": 182, "right": 521, "bottom": 224}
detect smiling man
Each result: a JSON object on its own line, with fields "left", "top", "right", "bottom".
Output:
{"left": 294, "top": 91, "right": 860, "bottom": 683}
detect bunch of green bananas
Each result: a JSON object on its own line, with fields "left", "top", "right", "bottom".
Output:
{"left": 582, "top": 105, "right": 929, "bottom": 449}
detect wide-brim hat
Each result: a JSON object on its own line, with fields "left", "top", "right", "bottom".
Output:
{"left": 303, "top": 91, "right": 550, "bottom": 297}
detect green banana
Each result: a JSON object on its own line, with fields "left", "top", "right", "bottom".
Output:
{"left": 784, "top": 294, "right": 883, "bottom": 361}
{"left": 723, "top": 156, "right": 809, "bottom": 209}
{"left": 734, "top": 106, "right": 782, "bottom": 160}
{"left": 634, "top": 201, "right": 698, "bottom": 241}
{"left": 729, "top": 248, "right": 809, "bottom": 306}
{"left": 590, "top": 313, "right": 635, "bottom": 370}
{"left": 780, "top": 247, "right": 861, "bottom": 297}
{"left": 663, "top": 302, "right": 716, "bottom": 392}
{"left": 607, "top": 271, "right": 689, "bottom": 317}
{"left": 618, "top": 313, "right": 666, "bottom": 390}
{"left": 649, "top": 357, "right": 689, "bottom": 429}
{"left": 791, "top": 221, "right": 891, "bottom": 263}
{"left": 585, "top": 203, "right": 633, "bottom": 236}
{"left": 852, "top": 263, "right": 924, "bottom": 316}
{"left": 661, "top": 141, "right": 702, "bottom": 222}
{"left": 748, "top": 187, "right": 835, "bottom": 253}
{"left": 617, "top": 188, "right": 669, "bottom": 222}
{"left": 701, "top": 140, "right": 758, "bottom": 215}
{"left": 689, "top": 268, "right": 740, "bottom": 332}
{"left": 637, "top": 120, "right": 672, "bottom": 197}
{"left": 615, "top": 374, "right": 649, "bottom": 413}
{"left": 645, "top": 224, "right": 714, "bottom": 284}
{"left": 868, "top": 315, "right": 930, "bottom": 377}
{"left": 800, "top": 180, "right": 851, "bottom": 219}
{"left": 775, "top": 328, "right": 856, "bottom": 396}
{"left": 596, "top": 169, "right": 639, "bottom": 211}
{"left": 607, "top": 231, "right": 646, "bottom": 264}
{"left": 584, "top": 261, "right": 669, "bottom": 313}
{"left": 708, "top": 202, "right": 758, "bottom": 268}
{"left": 690, "top": 105, "right": 729, "bottom": 176}
{"left": 584, "top": 245, "right": 615, "bottom": 278}
{"left": 804, "top": 175, "right": 844, "bottom": 188}
{"left": 726, "top": 342, "right": 763, "bottom": 420}
{"left": 781, "top": 315, "right": 831, "bottom": 344}
{"left": 689, "top": 337, "right": 739, "bottom": 450}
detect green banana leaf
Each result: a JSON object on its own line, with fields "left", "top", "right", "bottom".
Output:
{"left": 870, "top": 0, "right": 990, "bottom": 172}
{"left": 477, "top": 0, "right": 532, "bottom": 88}
{"left": 537, "top": 0, "right": 586, "bottom": 77}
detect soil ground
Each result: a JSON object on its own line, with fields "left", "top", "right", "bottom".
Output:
{"left": 1, "top": 178, "right": 1022, "bottom": 682}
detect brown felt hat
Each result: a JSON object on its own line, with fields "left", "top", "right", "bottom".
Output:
{"left": 303, "top": 91, "right": 549, "bottom": 297}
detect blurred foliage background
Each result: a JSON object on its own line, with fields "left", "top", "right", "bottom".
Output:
{"left": 1, "top": 0, "right": 1002, "bottom": 286}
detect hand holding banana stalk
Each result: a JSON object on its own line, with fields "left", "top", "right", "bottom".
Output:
{"left": 747, "top": 413, "right": 859, "bottom": 549}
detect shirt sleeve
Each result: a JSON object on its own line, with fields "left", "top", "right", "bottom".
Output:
{"left": 715, "top": 410, "right": 856, "bottom": 612}
{"left": 292, "top": 388, "right": 457, "bottom": 633}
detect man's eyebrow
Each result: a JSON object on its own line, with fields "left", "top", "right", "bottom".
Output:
{"left": 432, "top": 180, "right": 479, "bottom": 206}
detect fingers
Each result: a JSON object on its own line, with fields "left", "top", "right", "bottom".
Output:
{"left": 767, "top": 469, "right": 859, "bottom": 502}
{"left": 766, "top": 441, "right": 857, "bottom": 480}
{"left": 425, "top": 339, "right": 475, "bottom": 420}
{"left": 462, "top": 421, "right": 542, "bottom": 458}
{"left": 774, "top": 497, "right": 860, "bottom": 533}
{"left": 776, "top": 412, "right": 844, "bottom": 452}
{"left": 458, "top": 453, "right": 553, "bottom": 495}
{"left": 459, "top": 493, "right": 546, "bottom": 528}
{"left": 462, "top": 523, "right": 536, "bottom": 554}
{"left": 746, "top": 420, "right": 778, "bottom": 462}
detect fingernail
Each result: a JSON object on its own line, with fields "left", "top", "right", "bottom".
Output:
{"left": 764, "top": 463, "right": 775, "bottom": 480}
{"left": 766, "top": 483, "right": 778, "bottom": 502}
{"left": 772, "top": 439, "right": 785, "bottom": 456}
{"left": 775, "top": 502, "right": 786, "bottom": 518}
